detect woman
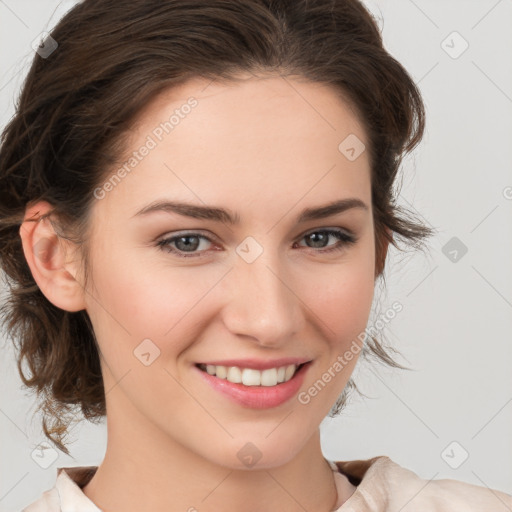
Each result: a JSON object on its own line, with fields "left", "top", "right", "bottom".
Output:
{"left": 0, "top": 1, "right": 510, "bottom": 511}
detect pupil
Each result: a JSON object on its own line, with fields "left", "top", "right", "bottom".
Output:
{"left": 177, "top": 236, "right": 199, "bottom": 251}
{"left": 309, "top": 233, "right": 326, "bottom": 248}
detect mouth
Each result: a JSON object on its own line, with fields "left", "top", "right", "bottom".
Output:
{"left": 196, "top": 362, "right": 308, "bottom": 387}
{"left": 194, "top": 360, "right": 313, "bottom": 409}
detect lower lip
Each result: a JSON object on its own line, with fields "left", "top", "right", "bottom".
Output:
{"left": 194, "top": 363, "right": 311, "bottom": 409}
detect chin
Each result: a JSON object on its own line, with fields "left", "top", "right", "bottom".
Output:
{"left": 200, "top": 431, "right": 312, "bottom": 471}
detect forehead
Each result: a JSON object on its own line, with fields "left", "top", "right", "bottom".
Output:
{"left": 94, "top": 72, "right": 371, "bottom": 224}
{"left": 135, "top": 72, "right": 365, "bottom": 143}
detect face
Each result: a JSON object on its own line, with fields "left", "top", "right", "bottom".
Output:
{"left": 82, "top": 73, "right": 378, "bottom": 469}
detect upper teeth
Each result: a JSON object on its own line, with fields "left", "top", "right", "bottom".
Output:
{"left": 202, "top": 364, "right": 299, "bottom": 386}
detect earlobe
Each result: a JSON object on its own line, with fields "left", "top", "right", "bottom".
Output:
{"left": 19, "top": 201, "right": 86, "bottom": 312}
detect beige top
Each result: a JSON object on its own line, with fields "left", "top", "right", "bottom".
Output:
{"left": 23, "top": 455, "right": 512, "bottom": 511}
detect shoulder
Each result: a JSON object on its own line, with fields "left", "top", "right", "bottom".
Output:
{"left": 331, "top": 456, "right": 512, "bottom": 511}
{"left": 22, "top": 466, "right": 100, "bottom": 512}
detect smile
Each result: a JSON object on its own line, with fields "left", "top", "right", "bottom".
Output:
{"left": 194, "top": 361, "right": 312, "bottom": 409}
{"left": 196, "top": 363, "right": 304, "bottom": 386}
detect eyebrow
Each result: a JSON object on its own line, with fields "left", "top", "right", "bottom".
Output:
{"left": 132, "top": 198, "right": 368, "bottom": 224}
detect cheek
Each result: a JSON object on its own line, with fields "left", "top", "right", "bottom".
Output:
{"left": 306, "top": 243, "right": 376, "bottom": 343}
{"left": 295, "top": 266, "right": 374, "bottom": 423}
{"left": 84, "top": 246, "right": 227, "bottom": 356}
{"left": 306, "top": 269, "right": 374, "bottom": 400}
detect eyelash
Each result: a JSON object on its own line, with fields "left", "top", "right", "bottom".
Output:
{"left": 156, "top": 228, "right": 357, "bottom": 259}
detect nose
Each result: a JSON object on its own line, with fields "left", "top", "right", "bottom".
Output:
{"left": 221, "top": 251, "right": 303, "bottom": 348}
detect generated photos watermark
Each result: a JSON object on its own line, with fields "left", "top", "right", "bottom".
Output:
{"left": 298, "top": 300, "right": 403, "bottom": 405}
{"left": 93, "top": 97, "right": 198, "bottom": 200}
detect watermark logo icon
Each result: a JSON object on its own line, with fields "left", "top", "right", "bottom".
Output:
{"left": 31, "top": 441, "right": 59, "bottom": 469}
{"left": 442, "top": 236, "right": 468, "bottom": 263}
{"left": 236, "top": 236, "right": 264, "bottom": 264}
{"left": 441, "top": 441, "right": 469, "bottom": 469}
{"left": 338, "top": 134, "right": 366, "bottom": 162}
{"left": 134, "top": 338, "right": 161, "bottom": 366}
{"left": 31, "top": 32, "right": 58, "bottom": 58}
{"left": 441, "top": 31, "right": 469, "bottom": 59}
{"left": 237, "top": 442, "right": 262, "bottom": 468}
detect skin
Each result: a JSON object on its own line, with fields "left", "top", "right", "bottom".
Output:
{"left": 20, "top": 73, "right": 389, "bottom": 512}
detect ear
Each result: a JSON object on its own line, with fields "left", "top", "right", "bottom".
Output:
{"left": 375, "top": 226, "right": 392, "bottom": 278}
{"left": 19, "top": 200, "right": 87, "bottom": 312}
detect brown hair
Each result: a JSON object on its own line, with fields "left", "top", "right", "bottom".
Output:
{"left": 0, "top": 0, "right": 435, "bottom": 455}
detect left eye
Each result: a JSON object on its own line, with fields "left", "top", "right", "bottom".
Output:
{"left": 296, "top": 229, "right": 356, "bottom": 252}
{"left": 156, "top": 229, "right": 357, "bottom": 258}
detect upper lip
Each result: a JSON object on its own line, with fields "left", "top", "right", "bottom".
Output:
{"left": 196, "top": 358, "right": 312, "bottom": 370}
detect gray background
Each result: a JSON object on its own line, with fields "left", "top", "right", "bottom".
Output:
{"left": 1, "top": 1, "right": 511, "bottom": 511}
